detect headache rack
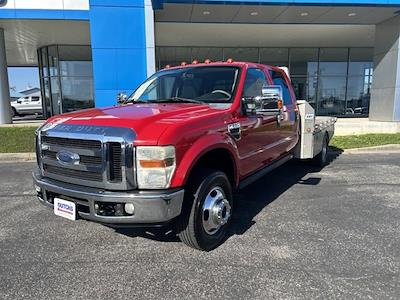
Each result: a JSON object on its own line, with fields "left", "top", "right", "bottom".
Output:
{"left": 294, "top": 100, "right": 336, "bottom": 159}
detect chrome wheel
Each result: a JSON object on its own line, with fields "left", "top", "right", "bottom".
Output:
{"left": 202, "top": 186, "right": 231, "bottom": 235}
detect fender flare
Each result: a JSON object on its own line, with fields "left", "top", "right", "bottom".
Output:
{"left": 170, "top": 133, "right": 240, "bottom": 188}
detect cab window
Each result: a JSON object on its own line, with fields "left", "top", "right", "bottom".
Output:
{"left": 242, "top": 68, "right": 267, "bottom": 98}
{"left": 269, "top": 70, "right": 293, "bottom": 106}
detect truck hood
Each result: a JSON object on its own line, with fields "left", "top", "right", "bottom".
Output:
{"left": 47, "top": 103, "right": 220, "bottom": 145}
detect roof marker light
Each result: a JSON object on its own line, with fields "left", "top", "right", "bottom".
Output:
{"left": 181, "top": 61, "right": 187, "bottom": 66}
{"left": 165, "top": 64, "right": 171, "bottom": 69}
{"left": 204, "top": 59, "right": 211, "bottom": 64}
{"left": 192, "top": 60, "right": 199, "bottom": 64}
{"left": 227, "top": 58, "right": 234, "bottom": 63}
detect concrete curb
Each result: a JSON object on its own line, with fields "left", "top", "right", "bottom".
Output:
{"left": 0, "top": 152, "right": 36, "bottom": 162}
{"left": 343, "top": 144, "right": 400, "bottom": 153}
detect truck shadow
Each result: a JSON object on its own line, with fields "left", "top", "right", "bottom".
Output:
{"left": 114, "top": 148, "right": 342, "bottom": 244}
{"left": 229, "top": 147, "right": 342, "bottom": 237}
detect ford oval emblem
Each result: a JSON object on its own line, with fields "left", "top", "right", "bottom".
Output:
{"left": 56, "top": 150, "right": 80, "bottom": 166}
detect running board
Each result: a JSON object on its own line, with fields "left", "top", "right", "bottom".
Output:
{"left": 238, "top": 154, "right": 293, "bottom": 190}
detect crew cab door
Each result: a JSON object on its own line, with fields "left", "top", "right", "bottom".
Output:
{"left": 235, "top": 67, "right": 281, "bottom": 177}
{"left": 268, "top": 69, "right": 299, "bottom": 155}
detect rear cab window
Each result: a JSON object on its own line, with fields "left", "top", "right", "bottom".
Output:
{"left": 269, "top": 70, "right": 295, "bottom": 106}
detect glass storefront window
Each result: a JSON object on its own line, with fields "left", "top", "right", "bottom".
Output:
{"left": 48, "top": 46, "right": 59, "bottom": 77}
{"left": 40, "top": 47, "right": 49, "bottom": 78}
{"left": 318, "top": 76, "right": 347, "bottom": 115}
{"left": 223, "top": 48, "right": 259, "bottom": 62}
{"left": 191, "top": 47, "right": 223, "bottom": 63}
{"left": 38, "top": 45, "right": 94, "bottom": 117}
{"left": 259, "top": 48, "right": 288, "bottom": 67}
{"left": 291, "top": 76, "right": 317, "bottom": 108}
{"left": 154, "top": 46, "right": 374, "bottom": 117}
{"left": 348, "top": 48, "right": 374, "bottom": 76}
{"left": 319, "top": 48, "right": 348, "bottom": 76}
{"left": 50, "top": 77, "right": 61, "bottom": 115}
{"left": 346, "top": 76, "right": 371, "bottom": 115}
{"left": 42, "top": 77, "right": 51, "bottom": 119}
{"left": 61, "top": 77, "right": 94, "bottom": 112}
{"left": 157, "top": 47, "right": 192, "bottom": 69}
{"left": 289, "top": 48, "right": 318, "bottom": 76}
{"left": 59, "top": 46, "right": 93, "bottom": 77}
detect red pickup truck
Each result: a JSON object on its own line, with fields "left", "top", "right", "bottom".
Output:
{"left": 33, "top": 61, "right": 334, "bottom": 251}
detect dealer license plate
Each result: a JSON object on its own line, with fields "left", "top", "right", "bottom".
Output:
{"left": 54, "top": 198, "right": 76, "bottom": 221}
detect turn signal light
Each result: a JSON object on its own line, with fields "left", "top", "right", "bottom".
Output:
{"left": 139, "top": 158, "right": 175, "bottom": 168}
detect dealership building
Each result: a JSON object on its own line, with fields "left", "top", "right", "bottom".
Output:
{"left": 0, "top": 0, "right": 399, "bottom": 125}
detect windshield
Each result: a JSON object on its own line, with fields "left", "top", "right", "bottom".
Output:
{"left": 128, "top": 66, "right": 239, "bottom": 104}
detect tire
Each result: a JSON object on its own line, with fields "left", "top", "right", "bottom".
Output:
{"left": 313, "top": 134, "right": 329, "bottom": 167}
{"left": 11, "top": 107, "right": 17, "bottom": 118}
{"left": 176, "top": 169, "right": 233, "bottom": 251}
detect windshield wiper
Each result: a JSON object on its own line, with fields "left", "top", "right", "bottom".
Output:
{"left": 157, "top": 97, "right": 207, "bottom": 105}
{"left": 124, "top": 97, "right": 207, "bottom": 105}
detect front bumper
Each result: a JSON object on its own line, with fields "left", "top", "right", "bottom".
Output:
{"left": 32, "top": 169, "right": 184, "bottom": 225}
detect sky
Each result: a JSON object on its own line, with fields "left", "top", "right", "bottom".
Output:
{"left": 7, "top": 67, "right": 40, "bottom": 96}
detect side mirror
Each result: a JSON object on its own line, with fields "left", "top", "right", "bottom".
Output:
{"left": 242, "top": 85, "right": 283, "bottom": 116}
{"left": 117, "top": 92, "right": 128, "bottom": 104}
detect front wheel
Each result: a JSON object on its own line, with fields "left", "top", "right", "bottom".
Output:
{"left": 176, "top": 169, "right": 233, "bottom": 251}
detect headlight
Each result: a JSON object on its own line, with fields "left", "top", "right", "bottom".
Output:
{"left": 136, "top": 146, "right": 176, "bottom": 189}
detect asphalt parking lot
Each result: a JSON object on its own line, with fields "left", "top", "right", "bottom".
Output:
{"left": 1, "top": 152, "right": 400, "bottom": 299}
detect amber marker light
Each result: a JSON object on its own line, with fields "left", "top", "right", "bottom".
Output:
{"left": 277, "top": 99, "right": 284, "bottom": 110}
{"left": 139, "top": 158, "right": 175, "bottom": 168}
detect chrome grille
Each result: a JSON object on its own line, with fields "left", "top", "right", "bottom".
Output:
{"left": 43, "top": 165, "right": 103, "bottom": 182}
{"left": 42, "top": 136, "right": 101, "bottom": 150}
{"left": 108, "top": 142, "right": 122, "bottom": 182}
{"left": 42, "top": 150, "right": 103, "bottom": 165}
{"left": 37, "top": 124, "right": 136, "bottom": 190}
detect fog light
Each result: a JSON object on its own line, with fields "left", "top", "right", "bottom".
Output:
{"left": 124, "top": 203, "right": 135, "bottom": 215}
{"left": 34, "top": 185, "right": 41, "bottom": 193}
